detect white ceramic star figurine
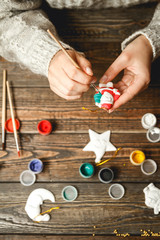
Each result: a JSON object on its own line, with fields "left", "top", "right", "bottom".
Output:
{"left": 83, "top": 129, "right": 116, "bottom": 163}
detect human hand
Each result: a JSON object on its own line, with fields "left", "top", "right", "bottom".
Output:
{"left": 100, "top": 35, "right": 153, "bottom": 113}
{"left": 48, "top": 49, "right": 96, "bottom": 100}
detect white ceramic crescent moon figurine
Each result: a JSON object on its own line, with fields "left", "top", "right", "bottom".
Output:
{"left": 143, "top": 183, "right": 160, "bottom": 215}
{"left": 25, "top": 188, "right": 55, "bottom": 222}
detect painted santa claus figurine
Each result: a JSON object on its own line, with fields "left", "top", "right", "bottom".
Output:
{"left": 94, "top": 82, "right": 120, "bottom": 110}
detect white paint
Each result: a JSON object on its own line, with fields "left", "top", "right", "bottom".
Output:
{"left": 143, "top": 183, "right": 160, "bottom": 214}
{"left": 141, "top": 113, "right": 157, "bottom": 129}
{"left": 25, "top": 188, "right": 55, "bottom": 222}
{"left": 83, "top": 129, "right": 116, "bottom": 163}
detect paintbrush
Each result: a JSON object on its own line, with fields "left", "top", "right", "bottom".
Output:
{"left": 2, "top": 69, "right": 6, "bottom": 150}
{"left": 47, "top": 29, "right": 99, "bottom": 92}
{"left": 6, "top": 81, "right": 20, "bottom": 157}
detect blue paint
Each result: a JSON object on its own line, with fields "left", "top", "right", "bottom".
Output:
{"left": 94, "top": 92, "right": 102, "bottom": 103}
{"left": 28, "top": 159, "right": 43, "bottom": 174}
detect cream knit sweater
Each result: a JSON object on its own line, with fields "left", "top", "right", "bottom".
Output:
{"left": 0, "top": 0, "right": 159, "bottom": 77}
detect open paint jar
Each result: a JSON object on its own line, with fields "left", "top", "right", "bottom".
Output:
{"left": 141, "top": 159, "right": 157, "bottom": 175}
{"left": 147, "top": 127, "right": 160, "bottom": 143}
{"left": 62, "top": 186, "right": 78, "bottom": 202}
{"left": 20, "top": 170, "right": 36, "bottom": 186}
{"left": 28, "top": 158, "right": 43, "bottom": 174}
{"left": 130, "top": 150, "right": 145, "bottom": 166}
{"left": 141, "top": 113, "right": 157, "bottom": 129}
{"left": 79, "top": 163, "right": 94, "bottom": 178}
{"left": 98, "top": 168, "right": 114, "bottom": 184}
{"left": 108, "top": 184, "right": 125, "bottom": 200}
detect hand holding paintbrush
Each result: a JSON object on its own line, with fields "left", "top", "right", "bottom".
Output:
{"left": 47, "top": 29, "right": 97, "bottom": 100}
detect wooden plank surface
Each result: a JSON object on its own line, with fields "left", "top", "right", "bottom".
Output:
{"left": 0, "top": 2, "right": 160, "bottom": 239}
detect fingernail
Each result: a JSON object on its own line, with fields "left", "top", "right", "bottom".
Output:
{"left": 100, "top": 75, "right": 108, "bottom": 83}
{"left": 91, "top": 77, "right": 97, "bottom": 83}
{"left": 85, "top": 67, "right": 93, "bottom": 76}
{"left": 108, "top": 109, "right": 114, "bottom": 114}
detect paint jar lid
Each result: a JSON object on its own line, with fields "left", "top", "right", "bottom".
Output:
{"left": 37, "top": 120, "right": 52, "bottom": 135}
{"left": 98, "top": 168, "right": 114, "bottom": 184}
{"left": 108, "top": 184, "right": 125, "bottom": 200}
{"left": 20, "top": 170, "right": 36, "bottom": 186}
{"left": 130, "top": 150, "right": 145, "bottom": 166}
{"left": 141, "top": 113, "right": 157, "bottom": 129}
{"left": 62, "top": 186, "right": 78, "bottom": 202}
{"left": 141, "top": 159, "right": 157, "bottom": 175}
{"left": 28, "top": 158, "right": 43, "bottom": 174}
{"left": 79, "top": 163, "right": 94, "bottom": 178}
{"left": 5, "top": 118, "right": 20, "bottom": 132}
{"left": 146, "top": 127, "right": 160, "bottom": 143}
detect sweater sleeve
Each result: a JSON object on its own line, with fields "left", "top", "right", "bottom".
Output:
{"left": 121, "top": 2, "right": 160, "bottom": 60}
{"left": 0, "top": 3, "right": 72, "bottom": 77}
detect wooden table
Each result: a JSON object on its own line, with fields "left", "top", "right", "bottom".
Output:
{"left": 0, "top": 3, "right": 160, "bottom": 239}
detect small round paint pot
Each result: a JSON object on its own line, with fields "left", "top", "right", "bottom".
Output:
{"left": 20, "top": 170, "right": 36, "bottom": 186}
{"left": 108, "top": 184, "right": 125, "bottom": 200}
{"left": 147, "top": 127, "right": 160, "bottom": 143}
{"left": 141, "top": 159, "right": 157, "bottom": 175}
{"left": 98, "top": 168, "right": 114, "bottom": 184}
{"left": 130, "top": 150, "right": 145, "bottom": 166}
{"left": 37, "top": 120, "right": 52, "bottom": 135}
{"left": 62, "top": 186, "right": 78, "bottom": 202}
{"left": 141, "top": 113, "right": 157, "bottom": 129}
{"left": 79, "top": 163, "right": 94, "bottom": 178}
{"left": 28, "top": 158, "right": 43, "bottom": 174}
{"left": 5, "top": 118, "right": 20, "bottom": 132}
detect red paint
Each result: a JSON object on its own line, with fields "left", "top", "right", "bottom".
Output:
{"left": 37, "top": 120, "right": 52, "bottom": 135}
{"left": 5, "top": 118, "right": 20, "bottom": 132}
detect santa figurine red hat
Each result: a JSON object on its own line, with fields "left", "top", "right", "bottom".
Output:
{"left": 94, "top": 82, "right": 120, "bottom": 110}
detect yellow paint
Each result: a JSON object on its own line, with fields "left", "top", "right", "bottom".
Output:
{"left": 130, "top": 150, "right": 145, "bottom": 164}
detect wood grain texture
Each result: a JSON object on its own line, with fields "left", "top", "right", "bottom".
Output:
{"left": 0, "top": 183, "right": 160, "bottom": 235}
{"left": 0, "top": 3, "right": 160, "bottom": 239}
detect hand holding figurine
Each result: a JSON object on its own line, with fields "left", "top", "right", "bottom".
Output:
{"left": 100, "top": 35, "right": 153, "bottom": 112}
{"left": 48, "top": 49, "right": 96, "bottom": 100}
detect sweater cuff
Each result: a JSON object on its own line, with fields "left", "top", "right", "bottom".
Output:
{"left": 29, "top": 31, "right": 73, "bottom": 77}
{"left": 121, "top": 29, "right": 156, "bottom": 60}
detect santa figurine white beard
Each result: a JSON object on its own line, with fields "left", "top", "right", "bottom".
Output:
{"left": 94, "top": 82, "right": 120, "bottom": 110}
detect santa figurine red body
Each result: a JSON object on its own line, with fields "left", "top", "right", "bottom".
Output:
{"left": 94, "top": 82, "right": 120, "bottom": 110}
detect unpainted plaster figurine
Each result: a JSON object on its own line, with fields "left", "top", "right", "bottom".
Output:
{"left": 143, "top": 183, "right": 160, "bottom": 215}
{"left": 25, "top": 188, "right": 55, "bottom": 221}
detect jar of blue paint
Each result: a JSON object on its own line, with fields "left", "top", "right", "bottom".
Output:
{"left": 79, "top": 163, "right": 94, "bottom": 178}
{"left": 28, "top": 158, "right": 43, "bottom": 174}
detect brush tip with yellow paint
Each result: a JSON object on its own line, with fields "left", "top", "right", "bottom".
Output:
{"left": 130, "top": 150, "right": 145, "bottom": 166}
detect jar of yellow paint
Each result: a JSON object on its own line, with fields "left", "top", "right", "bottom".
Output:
{"left": 130, "top": 150, "right": 145, "bottom": 166}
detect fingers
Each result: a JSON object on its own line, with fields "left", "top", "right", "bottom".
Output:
{"left": 50, "top": 83, "right": 81, "bottom": 100}
{"left": 100, "top": 52, "right": 129, "bottom": 83}
{"left": 76, "top": 54, "right": 93, "bottom": 76}
{"left": 49, "top": 67, "right": 90, "bottom": 100}
{"left": 110, "top": 76, "right": 146, "bottom": 112}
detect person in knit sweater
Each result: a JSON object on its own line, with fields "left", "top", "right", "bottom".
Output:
{"left": 0, "top": 1, "right": 159, "bottom": 112}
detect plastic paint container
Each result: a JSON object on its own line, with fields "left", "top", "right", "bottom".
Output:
{"left": 28, "top": 159, "right": 43, "bottom": 174}
{"left": 130, "top": 150, "right": 145, "bottom": 166}
{"left": 62, "top": 186, "right": 78, "bottom": 202}
{"left": 141, "top": 113, "right": 157, "bottom": 129}
{"left": 79, "top": 163, "right": 94, "bottom": 178}
{"left": 5, "top": 118, "right": 20, "bottom": 132}
{"left": 98, "top": 168, "right": 114, "bottom": 184}
{"left": 147, "top": 127, "right": 160, "bottom": 143}
{"left": 108, "top": 184, "right": 125, "bottom": 200}
{"left": 20, "top": 170, "right": 36, "bottom": 186}
{"left": 37, "top": 120, "right": 52, "bottom": 135}
{"left": 141, "top": 159, "right": 157, "bottom": 175}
